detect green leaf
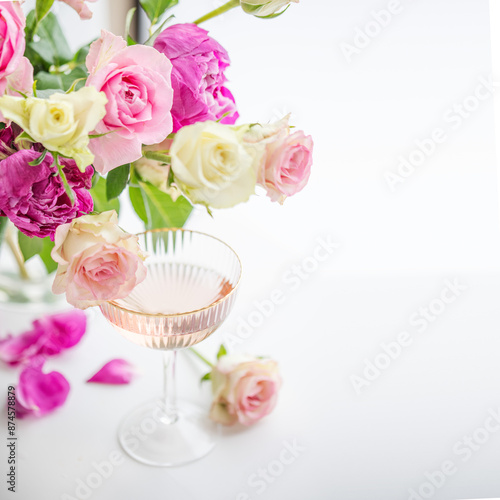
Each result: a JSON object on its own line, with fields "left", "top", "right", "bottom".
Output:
{"left": 216, "top": 344, "right": 227, "bottom": 360}
{"left": 35, "top": 66, "right": 87, "bottom": 92}
{"left": 28, "top": 13, "right": 73, "bottom": 66}
{"left": 39, "top": 237, "right": 57, "bottom": 274}
{"left": 106, "top": 164, "right": 130, "bottom": 201}
{"left": 73, "top": 43, "right": 91, "bottom": 65}
{"left": 125, "top": 7, "right": 137, "bottom": 46}
{"left": 34, "top": 88, "right": 60, "bottom": 99}
{"left": 90, "top": 176, "right": 120, "bottom": 214}
{"left": 18, "top": 232, "right": 43, "bottom": 262}
{"left": 139, "top": 0, "right": 178, "bottom": 25}
{"left": 0, "top": 217, "right": 8, "bottom": 248}
{"left": 200, "top": 372, "right": 211, "bottom": 383}
{"left": 255, "top": 5, "right": 291, "bottom": 19}
{"left": 129, "top": 185, "right": 148, "bottom": 225}
{"left": 36, "top": 0, "right": 55, "bottom": 24}
{"left": 143, "top": 15, "right": 174, "bottom": 46}
{"left": 28, "top": 149, "right": 48, "bottom": 166}
{"left": 139, "top": 181, "right": 192, "bottom": 229}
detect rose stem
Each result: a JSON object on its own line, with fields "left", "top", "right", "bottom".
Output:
{"left": 188, "top": 347, "right": 214, "bottom": 368}
{"left": 193, "top": 0, "right": 240, "bottom": 25}
{"left": 4, "top": 225, "right": 30, "bottom": 280}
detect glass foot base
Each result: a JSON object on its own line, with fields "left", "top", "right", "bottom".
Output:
{"left": 118, "top": 398, "right": 218, "bottom": 467}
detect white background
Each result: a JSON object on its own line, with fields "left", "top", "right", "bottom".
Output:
{"left": 1, "top": 1, "right": 500, "bottom": 499}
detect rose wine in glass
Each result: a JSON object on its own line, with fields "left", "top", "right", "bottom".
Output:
{"left": 99, "top": 229, "right": 241, "bottom": 466}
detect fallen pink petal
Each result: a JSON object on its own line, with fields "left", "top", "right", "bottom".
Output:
{"left": 34, "top": 309, "right": 87, "bottom": 356}
{"left": 0, "top": 329, "right": 44, "bottom": 366}
{"left": 86, "top": 359, "right": 136, "bottom": 385}
{"left": 0, "top": 309, "right": 87, "bottom": 366}
{"left": 16, "top": 359, "right": 70, "bottom": 418}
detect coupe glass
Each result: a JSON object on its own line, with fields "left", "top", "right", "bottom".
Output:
{"left": 99, "top": 229, "right": 241, "bottom": 466}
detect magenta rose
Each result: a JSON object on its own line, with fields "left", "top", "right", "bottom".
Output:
{"left": 86, "top": 31, "right": 174, "bottom": 174}
{"left": 51, "top": 211, "right": 147, "bottom": 309}
{"left": 209, "top": 354, "right": 281, "bottom": 426}
{"left": 0, "top": 2, "right": 33, "bottom": 97}
{"left": 154, "top": 23, "right": 239, "bottom": 133}
{"left": 0, "top": 145, "right": 93, "bottom": 239}
{"left": 16, "top": 358, "right": 70, "bottom": 418}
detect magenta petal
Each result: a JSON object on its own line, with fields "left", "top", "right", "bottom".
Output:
{"left": 16, "top": 361, "right": 70, "bottom": 418}
{"left": 0, "top": 309, "right": 87, "bottom": 365}
{"left": 86, "top": 359, "right": 135, "bottom": 385}
{"left": 34, "top": 309, "right": 87, "bottom": 356}
{"left": 0, "top": 329, "right": 44, "bottom": 366}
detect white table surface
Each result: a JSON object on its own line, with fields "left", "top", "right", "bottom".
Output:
{"left": 2, "top": 1, "right": 500, "bottom": 499}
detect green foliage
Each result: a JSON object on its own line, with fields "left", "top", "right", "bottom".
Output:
{"left": 27, "top": 13, "right": 73, "bottom": 67}
{"left": 129, "top": 168, "right": 192, "bottom": 229}
{"left": 125, "top": 7, "right": 137, "bottom": 45}
{"left": 143, "top": 15, "right": 174, "bottom": 46}
{"left": 0, "top": 217, "right": 8, "bottom": 248}
{"left": 139, "top": 0, "right": 178, "bottom": 26}
{"left": 128, "top": 184, "right": 148, "bottom": 224}
{"left": 200, "top": 372, "right": 211, "bottom": 383}
{"left": 35, "top": 0, "right": 55, "bottom": 25}
{"left": 17, "top": 233, "right": 57, "bottom": 274}
{"left": 28, "top": 149, "right": 48, "bottom": 166}
{"left": 140, "top": 181, "right": 192, "bottom": 229}
{"left": 106, "top": 164, "right": 130, "bottom": 201}
{"left": 90, "top": 176, "right": 120, "bottom": 214}
{"left": 35, "top": 66, "right": 87, "bottom": 92}
{"left": 39, "top": 238, "right": 57, "bottom": 274}
{"left": 216, "top": 344, "right": 227, "bottom": 360}
{"left": 18, "top": 232, "right": 43, "bottom": 262}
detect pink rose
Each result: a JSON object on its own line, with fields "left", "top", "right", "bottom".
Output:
{"left": 3, "top": 56, "right": 33, "bottom": 98}
{"left": 51, "top": 211, "right": 147, "bottom": 309}
{"left": 16, "top": 358, "right": 70, "bottom": 418}
{"left": 210, "top": 354, "right": 281, "bottom": 426}
{"left": 244, "top": 116, "right": 313, "bottom": 203}
{"left": 153, "top": 23, "right": 238, "bottom": 133}
{"left": 58, "top": 0, "right": 97, "bottom": 20}
{"left": 0, "top": 2, "right": 33, "bottom": 97}
{"left": 86, "top": 31, "right": 174, "bottom": 174}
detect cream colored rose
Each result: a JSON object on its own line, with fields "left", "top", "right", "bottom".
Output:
{"left": 240, "top": 0, "right": 299, "bottom": 17}
{"left": 210, "top": 354, "right": 281, "bottom": 426}
{"left": 170, "top": 121, "right": 257, "bottom": 209}
{"left": 51, "top": 210, "right": 147, "bottom": 309}
{"left": 0, "top": 86, "right": 107, "bottom": 170}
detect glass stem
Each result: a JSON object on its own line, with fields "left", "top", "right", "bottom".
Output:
{"left": 162, "top": 350, "right": 178, "bottom": 424}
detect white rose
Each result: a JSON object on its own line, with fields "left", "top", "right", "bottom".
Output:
{"left": 0, "top": 86, "right": 107, "bottom": 169}
{"left": 170, "top": 121, "right": 257, "bottom": 209}
{"left": 133, "top": 157, "right": 182, "bottom": 201}
{"left": 240, "top": 0, "right": 299, "bottom": 17}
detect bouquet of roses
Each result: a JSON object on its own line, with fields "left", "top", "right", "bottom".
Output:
{"left": 0, "top": 0, "right": 313, "bottom": 309}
